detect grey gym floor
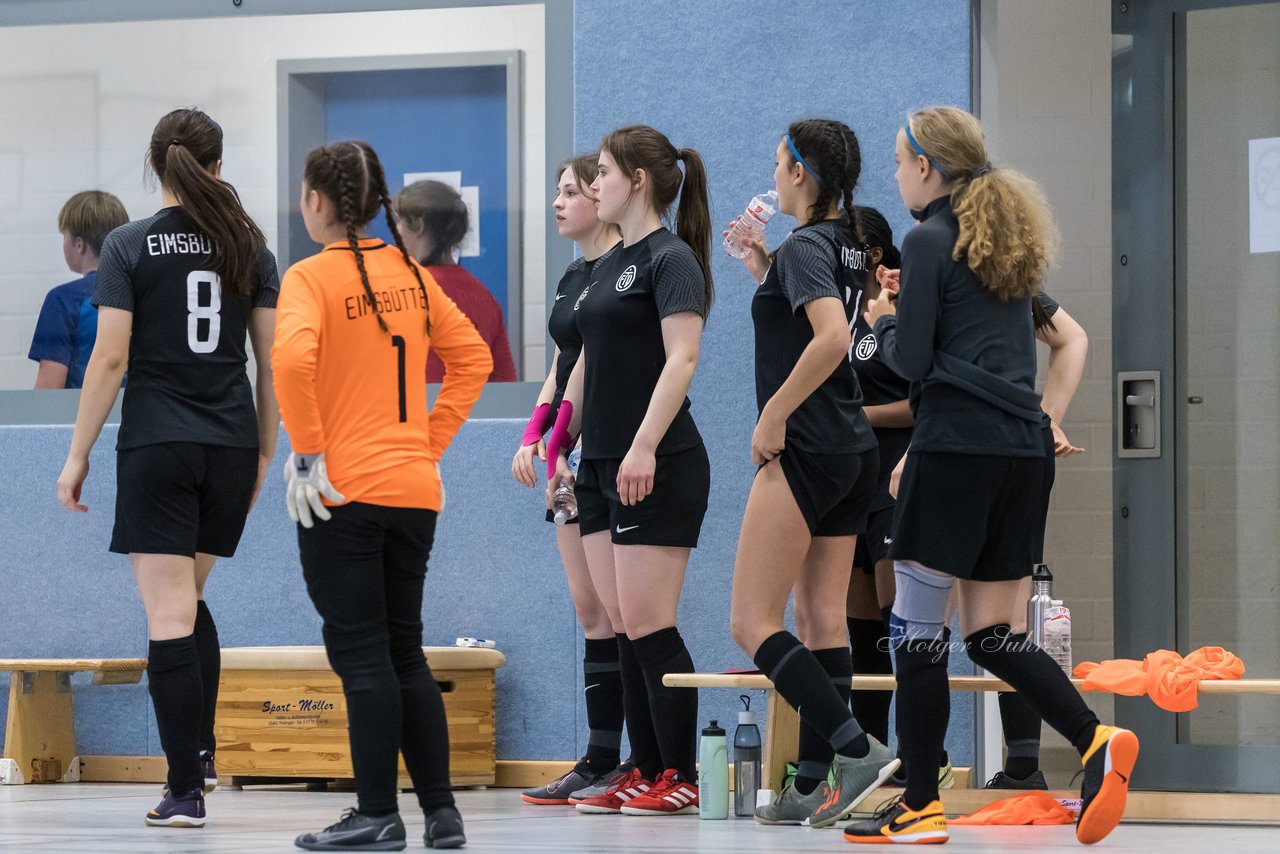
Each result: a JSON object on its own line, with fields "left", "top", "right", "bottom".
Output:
{"left": 3, "top": 785, "right": 1278, "bottom": 852}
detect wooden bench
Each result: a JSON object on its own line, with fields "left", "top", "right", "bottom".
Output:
{"left": 215, "top": 646, "right": 505, "bottom": 787}
{"left": 0, "top": 658, "right": 147, "bottom": 785}
{"left": 664, "top": 672, "right": 1280, "bottom": 822}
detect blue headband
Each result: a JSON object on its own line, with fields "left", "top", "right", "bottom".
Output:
{"left": 903, "top": 122, "right": 951, "bottom": 180}
{"left": 784, "top": 134, "right": 822, "bottom": 184}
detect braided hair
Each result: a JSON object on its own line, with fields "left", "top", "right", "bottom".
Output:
{"left": 302, "top": 141, "right": 430, "bottom": 334}
{"left": 784, "top": 119, "right": 863, "bottom": 241}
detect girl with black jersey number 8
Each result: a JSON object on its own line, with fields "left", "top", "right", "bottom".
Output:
{"left": 725, "top": 119, "right": 900, "bottom": 829}
{"left": 56, "top": 108, "right": 280, "bottom": 829}
{"left": 844, "top": 106, "right": 1135, "bottom": 846}
{"left": 549, "top": 125, "right": 712, "bottom": 816}
{"left": 512, "top": 155, "right": 632, "bottom": 805}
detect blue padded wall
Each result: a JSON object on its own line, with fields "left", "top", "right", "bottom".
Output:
{"left": 0, "top": 0, "right": 973, "bottom": 767}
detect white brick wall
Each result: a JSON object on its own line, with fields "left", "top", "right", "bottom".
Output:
{"left": 981, "top": 0, "right": 1117, "bottom": 781}
{"left": 0, "top": 5, "right": 547, "bottom": 388}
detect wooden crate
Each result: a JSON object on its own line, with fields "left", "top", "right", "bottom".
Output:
{"left": 214, "top": 646, "right": 504, "bottom": 787}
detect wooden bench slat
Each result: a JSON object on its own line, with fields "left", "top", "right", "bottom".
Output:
{"left": 218, "top": 646, "right": 505, "bottom": 671}
{"left": 662, "top": 673, "right": 1280, "bottom": 694}
{"left": 0, "top": 659, "right": 146, "bottom": 673}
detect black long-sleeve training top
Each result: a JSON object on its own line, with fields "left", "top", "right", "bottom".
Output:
{"left": 873, "top": 195, "right": 1043, "bottom": 457}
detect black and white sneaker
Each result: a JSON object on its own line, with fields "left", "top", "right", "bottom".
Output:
{"left": 294, "top": 808, "right": 406, "bottom": 851}
{"left": 200, "top": 750, "right": 218, "bottom": 794}
{"left": 145, "top": 788, "right": 206, "bottom": 828}
{"left": 424, "top": 805, "right": 466, "bottom": 849}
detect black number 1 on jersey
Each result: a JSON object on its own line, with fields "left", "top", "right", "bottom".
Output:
{"left": 391, "top": 335, "right": 407, "bottom": 422}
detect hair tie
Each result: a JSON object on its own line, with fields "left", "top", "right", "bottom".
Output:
{"left": 972, "top": 164, "right": 992, "bottom": 178}
{"left": 784, "top": 134, "right": 823, "bottom": 184}
{"left": 169, "top": 138, "right": 183, "bottom": 147}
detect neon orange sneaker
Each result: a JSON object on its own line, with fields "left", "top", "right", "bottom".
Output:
{"left": 843, "top": 795, "right": 948, "bottom": 844}
{"left": 573, "top": 767, "right": 653, "bottom": 815}
{"left": 1076, "top": 725, "right": 1139, "bottom": 845}
{"left": 619, "top": 769, "right": 699, "bottom": 815}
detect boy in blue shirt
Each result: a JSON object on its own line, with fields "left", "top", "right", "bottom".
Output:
{"left": 29, "top": 190, "right": 129, "bottom": 388}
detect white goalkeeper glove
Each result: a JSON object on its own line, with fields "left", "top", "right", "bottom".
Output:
{"left": 283, "top": 452, "right": 345, "bottom": 529}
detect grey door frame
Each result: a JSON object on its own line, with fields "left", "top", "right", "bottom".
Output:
{"left": 278, "top": 51, "right": 525, "bottom": 370}
{"left": 1112, "top": 0, "right": 1280, "bottom": 792}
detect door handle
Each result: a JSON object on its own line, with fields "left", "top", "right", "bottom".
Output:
{"left": 1117, "top": 371, "right": 1160, "bottom": 458}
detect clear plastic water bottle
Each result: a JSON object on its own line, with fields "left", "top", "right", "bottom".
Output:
{"left": 552, "top": 481, "right": 577, "bottom": 525}
{"left": 699, "top": 720, "right": 729, "bottom": 820}
{"left": 552, "top": 448, "right": 582, "bottom": 525}
{"left": 723, "top": 189, "right": 778, "bottom": 258}
{"left": 732, "top": 695, "right": 762, "bottom": 817}
{"left": 1043, "top": 600, "right": 1073, "bottom": 675}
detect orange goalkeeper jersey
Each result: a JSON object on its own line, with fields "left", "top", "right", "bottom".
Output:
{"left": 273, "top": 238, "right": 492, "bottom": 510}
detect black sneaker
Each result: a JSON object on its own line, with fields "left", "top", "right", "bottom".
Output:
{"left": 200, "top": 750, "right": 218, "bottom": 794}
{"left": 984, "top": 769, "right": 1049, "bottom": 790}
{"left": 424, "top": 805, "right": 466, "bottom": 849}
{"left": 294, "top": 808, "right": 406, "bottom": 851}
{"left": 145, "top": 788, "right": 206, "bottom": 828}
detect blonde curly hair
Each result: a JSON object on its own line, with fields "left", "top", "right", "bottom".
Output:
{"left": 907, "top": 106, "right": 1058, "bottom": 300}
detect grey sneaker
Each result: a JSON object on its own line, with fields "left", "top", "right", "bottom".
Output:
{"left": 520, "top": 762, "right": 597, "bottom": 805}
{"left": 294, "top": 808, "right": 406, "bottom": 850}
{"left": 754, "top": 765, "right": 830, "bottom": 825}
{"left": 424, "top": 805, "right": 465, "bottom": 849}
{"left": 804, "top": 737, "right": 900, "bottom": 828}
{"left": 567, "top": 759, "right": 635, "bottom": 805}
{"left": 984, "top": 769, "right": 1048, "bottom": 790}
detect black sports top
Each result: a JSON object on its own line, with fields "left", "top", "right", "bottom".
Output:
{"left": 548, "top": 248, "right": 613, "bottom": 407}
{"left": 851, "top": 302, "right": 912, "bottom": 511}
{"left": 873, "top": 196, "right": 1042, "bottom": 457}
{"left": 93, "top": 207, "right": 279, "bottom": 450}
{"left": 575, "top": 227, "right": 706, "bottom": 459}
{"left": 751, "top": 218, "right": 877, "bottom": 455}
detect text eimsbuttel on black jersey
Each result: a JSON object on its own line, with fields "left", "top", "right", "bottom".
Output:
{"left": 93, "top": 207, "right": 279, "bottom": 451}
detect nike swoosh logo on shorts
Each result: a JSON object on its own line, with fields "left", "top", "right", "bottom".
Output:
{"left": 883, "top": 536, "right": 893, "bottom": 545}
{"left": 555, "top": 293, "right": 566, "bottom": 300}
{"left": 616, "top": 524, "right": 640, "bottom": 534}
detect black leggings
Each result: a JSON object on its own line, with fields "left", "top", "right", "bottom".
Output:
{"left": 298, "top": 502, "right": 454, "bottom": 816}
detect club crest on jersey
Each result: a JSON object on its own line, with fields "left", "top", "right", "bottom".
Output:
{"left": 855, "top": 334, "right": 878, "bottom": 361}
{"left": 575, "top": 284, "right": 594, "bottom": 311}
{"left": 615, "top": 265, "right": 637, "bottom": 292}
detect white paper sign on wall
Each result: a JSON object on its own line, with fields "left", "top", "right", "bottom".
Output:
{"left": 404, "top": 170, "right": 480, "bottom": 258}
{"left": 1250, "top": 137, "right": 1280, "bottom": 254}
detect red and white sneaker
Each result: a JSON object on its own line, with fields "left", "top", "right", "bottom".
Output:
{"left": 620, "top": 769, "right": 699, "bottom": 815}
{"left": 573, "top": 767, "right": 653, "bottom": 814}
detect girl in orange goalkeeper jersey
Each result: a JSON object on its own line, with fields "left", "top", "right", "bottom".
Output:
{"left": 273, "top": 140, "right": 491, "bottom": 852}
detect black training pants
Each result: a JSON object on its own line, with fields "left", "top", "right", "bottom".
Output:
{"left": 298, "top": 502, "right": 454, "bottom": 815}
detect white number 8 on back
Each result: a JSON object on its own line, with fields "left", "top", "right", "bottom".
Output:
{"left": 187, "top": 270, "right": 222, "bottom": 353}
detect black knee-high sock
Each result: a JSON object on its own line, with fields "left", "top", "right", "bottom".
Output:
{"left": 616, "top": 633, "right": 662, "bottom": 779}
{"left": 997, "top": 632, "right": 1043, "bottom": 779}
{"left": 753, "top": 631, "right": 868, "bottom": 760}
{"left": 793, "top": 647, "right": 853, "bottom": 795}
{"left": 193, "top": 601, "right": 220, "bottom": 756}
{"left": 892, "top": 635, "right": 950, "bottom": 811}
{"left": 583, "top": 637, "right": 623, "bottom": 770}
{"left": 147, "top": 635, "right": 204, "bottom": 795}
{"left": 965, "top": 625, "right": 1098, "bottom": 756}
{"left": 848, "top": 616, "right": 893, "bottom": 745}
{"left": 631, "top": 627, "right": 697, "bottom": 781}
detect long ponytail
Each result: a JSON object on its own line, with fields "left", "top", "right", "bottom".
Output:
{"left": 675, "top": 148, "right": 714, "bottom": 314}
{"left": 907, "top": 106, "right": 1057, "bottom": 299}
{"left": 148, "top": 109, "right": 265, "bottom": 300}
